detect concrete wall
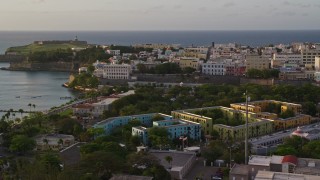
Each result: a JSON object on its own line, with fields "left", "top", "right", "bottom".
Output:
{"left": 135, "top": 74, "right": 241, "bottom": 85}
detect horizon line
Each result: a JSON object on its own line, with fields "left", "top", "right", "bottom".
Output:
{"left": 1, "top": 29, "right": 320, "bottom": 32}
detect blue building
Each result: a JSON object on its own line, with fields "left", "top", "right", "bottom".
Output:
{"left": 93, "top": 113, "right": 172, "bottom": 135}
{"left": 132, "top": 119, "right": 201, "bottom": 145}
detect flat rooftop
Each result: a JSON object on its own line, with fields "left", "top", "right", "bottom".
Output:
{"left": 255, "top": 171, "right": 320, "bottom": 180}
{"left": 150, "top": 150, "right": 195, "bottom": 169}
{"left": 230, "top": 164, "right": 249, "bottom": 176}
{"left": 249, "top": 155, "right": 272, "bottom": 166}
{"left": 92, "top": 98, "right": 119, "bottom": 106}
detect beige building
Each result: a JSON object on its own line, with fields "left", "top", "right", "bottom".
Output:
{"left": 184, "top": 46, "right": 208, "bottom": 59}
{"left": 271, "top": 54, "right": 302, "bottom": 68}
{"left": 102, "top": 64, "right": 131, "bottom": 79}
{"left": 315, "top": 56, "right": 320, "bottom": 71}
{"left": 174, "top": 57, "right": 200, "bottom": 70}
{"left": 301, "top": 49, "right": 320, "bottom": 65}
{"left": 245, "top": 54, "right": 270, "bottom": 71}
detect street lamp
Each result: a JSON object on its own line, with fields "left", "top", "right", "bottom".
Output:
{"left": 244, "top": 90, "right": 250, "bottom": 165}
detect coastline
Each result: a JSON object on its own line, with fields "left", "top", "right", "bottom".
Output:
{"left": 1, "top": 67, "right": 76, "bottom": 73}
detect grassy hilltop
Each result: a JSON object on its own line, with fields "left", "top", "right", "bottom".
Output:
{"left": 6, "top": 43, "right": 88, "bottom": 55}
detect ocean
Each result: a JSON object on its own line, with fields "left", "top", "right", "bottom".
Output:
{"left": 0, "top": 62, "right": 75, "bottom": 118}
{"left": 1, "top": 30, "right": 320, "bottom": 54}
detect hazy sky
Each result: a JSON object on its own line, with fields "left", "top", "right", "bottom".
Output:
{"left": 1, "top": 0, "right": 319, "bottom": 31}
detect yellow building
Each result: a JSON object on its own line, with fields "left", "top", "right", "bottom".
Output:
{"left": 231, "top": 100, "right": 302, "bottom": 115}
{"left": 213, "top": 119, "right": 274, "bottom": 141}
{"left": 184, "top": 47, "right": 208, "bottom": 59}
{"left": 273, "top": 114, "right": 311, "bottom": 131}
{"left": 230, "top": 103, "right": 261, "bottom": 113}
{"left": 172, "top": 106, "right": 274, "bottom": 139}
{"left": 245, "top": 54, "right": 270, "bottom": 71}
{"left": 171, "top": 109, "right": 213, "bottom": 135}
{"left": 174, "top": 57, "right": 200, "bottom": 70}
{"left": 230, "top": 100, "right": 308, "bottom": 131}
{"left": 173, "top": 100, "right": 310, "bottom": 140}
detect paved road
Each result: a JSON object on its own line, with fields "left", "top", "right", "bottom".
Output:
{"left": 42, "top": 98, "right": 93, "bottom": 115}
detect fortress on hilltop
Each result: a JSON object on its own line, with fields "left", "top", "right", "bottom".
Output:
{"left": 33, "top": 36, "right": 87, "bottom": 45}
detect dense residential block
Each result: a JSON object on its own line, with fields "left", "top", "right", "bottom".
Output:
{"left": 132, "top": 119, "right": 201, "bottom": 145}
{"left": 172, "top": 106, "right": 274, "bottom": 139}
{"left": 93, "top": 113, "right": 172, "bottom": 135}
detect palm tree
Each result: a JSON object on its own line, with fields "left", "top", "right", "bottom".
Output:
{"left": 28, "top": 103, "right": 32, "bottom": 112}
{"left": 32, "top": 104, "right": 36, "bottom": 111}
{"left": 5, "top": 112, "right": 10, "bottom": 120}
{"left": 18, "top": 109, "right": 24, "bottom": 119}
{"left": 165, "top": 156, "right": 173, "bottom": 169}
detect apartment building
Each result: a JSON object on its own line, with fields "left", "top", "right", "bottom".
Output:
{"left": 93, "top": 113, "right": 173, "bottom": 135}
{"left": 225, "top": 63, "right": 246, "bottom": 76}
{"left": 245, "top": 54, "right": 270, "bottom": 71}
{"left": 106, "top": 50, "right": 121, "bottom": 56}
{"left": 174, "top": 57, "right": 200, "bottom": 70}
{"left": 184, "top": 46, "right": 208, "bottom": 59}
{"left": 271, "top": 53, "right": 302, "bottom": 68}
{"left": 172, "top": 106, "right": 274, "bottom": 138}
{"left": 301, "top": 48, "right": 320, "bottom": 65}
{"left": 202, "top": 62, "right": 225, "bottom": 75}
{"left": 102, "top": 64, "right": 131, "bottom": 79}
{"left": 231, "top": 100, "right": 302, "bottom": 115}
{"left": 132, "top": 119, "right": 201, "bottom": 145}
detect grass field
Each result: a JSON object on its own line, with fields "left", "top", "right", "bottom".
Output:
{"left": 6, "top": 43, "right": 87, "bottom": 55}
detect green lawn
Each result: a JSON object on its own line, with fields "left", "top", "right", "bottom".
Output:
{"left": 59, "top": 108, "right": 73, "bottom": 116}
{"left": 7, "top": 43, "right": 87, "bottom": 55}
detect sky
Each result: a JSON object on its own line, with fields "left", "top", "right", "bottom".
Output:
{"left": 0, "top": 0, "right": 320, "bottom": 31}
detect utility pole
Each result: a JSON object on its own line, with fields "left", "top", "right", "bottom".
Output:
{"left": 245, "top": 90, "right": 250, "bottom": 165}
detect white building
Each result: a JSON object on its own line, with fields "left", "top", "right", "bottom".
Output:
{"left": 102, "top": 64, "right": 131, "bottom": 79}
{"left": 107, "top": 50, "right": 121, "bottom": 56}
{"left": 92, "top": 98, "right": 119, "bottom": 117}
{"left": 202, "top": 61, "right": 225, "bottom": 75}
{"left": 35, "top": 134, "right": 75, "bottom": 151}
{"left": 272, "top": 54, "right": 302, "bottom": 68}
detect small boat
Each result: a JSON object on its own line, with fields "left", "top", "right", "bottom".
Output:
{"left": 16, "top": 96, "right": 20, "bottom": 98}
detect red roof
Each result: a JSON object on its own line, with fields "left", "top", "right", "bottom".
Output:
{"left": 282, "top": 155, "right": 298, "bottom": 165}
{"left": 293, "top": 127, "right": 304, "bottom": 134}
